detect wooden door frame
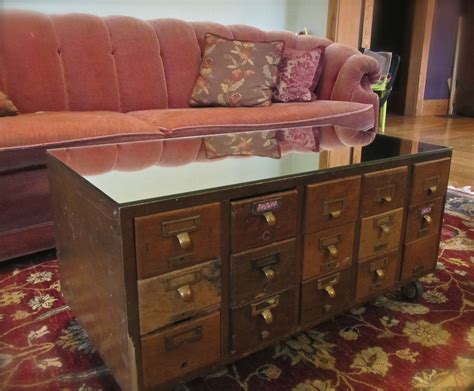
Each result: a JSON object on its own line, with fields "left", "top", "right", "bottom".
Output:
{"left": 327, "top": 0, "right": 436, "bottom": 117}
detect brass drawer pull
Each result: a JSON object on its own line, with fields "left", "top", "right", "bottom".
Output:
{"left": 263, "top": 211, "right": 276, "bottom": 226}
{"left": 375, "top": 268, "right": 385, "bottom": 280}
{"left": 325, "top": 285, "right": 336, "bottom": 299}
{"left": 261, "top": 308, "right": 273, "bottom": 324}
{"left": 327, "top": 244, "right": 338, "bottom": 257}
{"left": 177, "top": 284, "right": 193, "bottom": 302}
{"left": 330, "top": 210, "right": 341, "bottom": 219}
{"left": 423, "top": 214, "right": 432, "bottom": 225}
{"left": 381, "top": 195, "right": 392, "bottom": 203}
{"left": 176, "top": 232, "right": 192, "bottom": 249}
{"left": 262, "top": 266, "right": 275, "bottom": 281}
{"left": 380, "top": 224, "right": 390, "bottom": 235}
{"left": 428, "top": 185, "right": 438, "bottom": 194}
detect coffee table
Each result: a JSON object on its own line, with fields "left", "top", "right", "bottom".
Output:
{"left": 47, "top": 125, "right": 451, "bottom": 390}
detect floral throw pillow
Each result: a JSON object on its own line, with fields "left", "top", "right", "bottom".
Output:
{"left": 204, "top": 131, "right": 281, "bottom": 159}
{"left": 0, "top": 91, "right": 19, "bottom": 117}
{"left": 190, "top": 34, "right": 284, "bottom": 107}
{"left": 273, "top": 46, "right": 325, "bottom": 103}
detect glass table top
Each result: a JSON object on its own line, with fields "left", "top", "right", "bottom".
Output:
{"left": 48, "top": 126, "right": 449, "bottom": 205}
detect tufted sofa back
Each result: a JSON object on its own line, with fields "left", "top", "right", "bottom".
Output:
{"left": 0, "top": 11, "right": 332, "bottom": 114}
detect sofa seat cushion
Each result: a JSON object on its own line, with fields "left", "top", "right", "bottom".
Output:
{"left": 0, "top": 111, "right": 162, "bottom": 149}
{"left": 127, "top": 100, "right": 375, "bottom": 137}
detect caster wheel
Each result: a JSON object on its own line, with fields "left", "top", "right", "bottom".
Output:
{"left": 401, "top": 280, "right": 423, "bottom": 301}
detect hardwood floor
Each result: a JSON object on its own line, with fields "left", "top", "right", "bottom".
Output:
{"left": 384, "top": 114, "right": 474, "bottom": 188}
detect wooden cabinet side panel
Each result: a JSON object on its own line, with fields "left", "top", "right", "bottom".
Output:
{"left": 48, "top": 157, "right": 136, "bottom": 391}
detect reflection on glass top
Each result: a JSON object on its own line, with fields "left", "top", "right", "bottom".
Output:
{"left": 49, "top": 126, "right": 449, "bottom": 205}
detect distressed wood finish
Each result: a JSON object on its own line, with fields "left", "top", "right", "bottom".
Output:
{"left": 303, "top": 223, "right": 355, "bottom": 280}
{"left": 358, "top": 208, "right": 404, "bottom": 260}
{"left": 410, "top": 158, "right": 451, "bottom": 204}
{"left": 300, "top": 267, "right": 353, "bottom": 325}
{"left": 230, "top": 190, "right": 298, "bottom": 253}
{"left": 135, "top": 203, "right": 221, "bottom": 279}
{"left": 405, "top": 197, "right": 444, "bottom": 243}
{"left": 305, "top": 176, "right": 360, "bottom": 234}
{"left": 48, "top": 136, "right": 452, "bottom": 390}
{"left": 361, "top": 166, "right": 408, "bottom": 216}
{"left": 141, "top": 311, "right": 221, "bottom": 388}
{"left": 138, "top": 260, "right": 221, "bottom": 335}
{"left": 230, "top": 288, "right": 297, "bottom": 356}
{"left": 355, "top": 250, "right": 399, "bottom": 301}
{"left": 230, "top": 239, "right": 297, "bottom": 306}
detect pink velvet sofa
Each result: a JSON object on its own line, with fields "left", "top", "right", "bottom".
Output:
{"left": 0, "top": 10, "right": 381, "bottom": 261}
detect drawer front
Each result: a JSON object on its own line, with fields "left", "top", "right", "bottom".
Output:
{"left": 141, "top": 311, "right": 221, "bottom": 388}
{"left": 355, "top": 250, "right": 399, "bottom": 301}
{"left": 401, "top": 234, "right": 439, "bottom": 281}
{"left": 138, "top": 260, "right": 221, "bottom": 335}
{"left": 231, "top": 288, "right": 297, "bottom": 355}
{"left": 405, "top": 197, "right": 444, "bottom": 243}
{"left": 305, "top": 176, "right": 361, "bottom": 234}
{"left": 135, "top": 203, "right": 220, "bottom": 279}
{"left": 231, "top": 239, "right": 297, "bottom": 306}
{"left": 359, "top": 208, "right": 404, "bottom": 260}
{"left": 301, "top": 267, "right": 353, "bottom": 324}
{"left": 303, "top": 223, "right": 355, "bottom": 280}
{"left": 231, "top": 190, "right": 298, "bottom": 253}
{"left": 361, "top": 167, "right": 408, "bottom": 216}
{"left": 410, "top": 158, "right": 450, "bottom": 205}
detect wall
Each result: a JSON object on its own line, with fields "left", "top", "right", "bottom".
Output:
{"left": 424, "top": 0, "right": 462, "bottom": 100}
{"left": 1, "top": 0, "right": 328, "bottom": 36}
{"left": 1, "top": 0, "right": 288, "bottom": 30}
{"left": 286, "top": 0, "right": 328, "bottom": 37}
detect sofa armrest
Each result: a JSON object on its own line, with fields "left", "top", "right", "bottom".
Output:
{"left": 318, "top": 43, "right": 381, "bottom": 131}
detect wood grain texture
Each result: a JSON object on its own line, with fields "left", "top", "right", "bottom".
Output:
{"left": 405, "top": 197, "right": 444, "bottom": 243}
{"left": 230, "top": 288, "right": 297, "bottom": 356}
{"left": 300, "top": 266, "right": 353, "bottom": 325}
{"left": 401, "top": 234, "right": 439, "bottom": 281}
{"left": 355, "top": 249, "right": 399, "bottom": 301}
{"left": 303, "top": 223, "right": 355, "bottom": 280}
{"left": 361, "top": 166, "right": 408, "bottom": 217}
{"left": 138, "top": 260, "right": 221, "bottom": 335}
{"left": 326, "top": 0, "right": 363, "bottom": 48}
{"left": 361, "top": 0, "right": 374, "bottom": 49}
{"left": 141, "top": 311, "right": 221, "bottom": 389}
{"left": 421, "top": 99, "right": 449, "bottom": 116}
{"left": 358, "top": 208, "right": 404, "bottom": 260}
{"left": 305, "top": 176, "right": 361, "bottom": 234}
{"left": 384, "top": 114, "right": 472, "bottom": 188}
{"left": 230, "top": 190, "right": 298, "bottom": 253}
{"left": 230, "top": 239, "right": 297, "bottom": 306}
{"left": 410, "top": 158, "right": 451, "bottom": 205}
{"left": 405, "top": 0, "right": 436, "bottom": 116}
{"left": 48, "top": 156, "right": 137, "bottom": 391}
{"left": 135, "top": 203, "right": 221, "bottom": 279}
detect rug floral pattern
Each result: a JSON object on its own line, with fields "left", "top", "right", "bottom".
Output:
{"left": 0, "top": 190, "right": 473, "bottom": 391}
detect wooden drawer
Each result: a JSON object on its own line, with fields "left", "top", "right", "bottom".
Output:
{"left": 231, "top": 288, "right": 297, "bottom": 355}
{"left": 361, "top": 166, "right": 408, "bottom": 216}
{"left": 359, "top": 208, "right": 404, "bottom": 260}
{"left": 138, "top": 260, "right": 221, "bottom": 335}
{"left": 410, "top": 158, "right": 450, "bottom": 205}
{"left": 401, "top": 234, "right": 439, "bottom": 281}
{"left": 305, "top": 176, "right": 360, "bottom": 234}
{"left": 135, "top": 203, "right": 220, "bottom": 279}
{"left": 231, "top": 239, "right": 297, "bottom": 306}
{"left": 405, "top": 197, "right": 444, "bottom": 243}
{"left": 303, "top": 223, "right": 355, "bottom": 280}
{"left": 301, "top": 267, "right": 352, "bottom": 325}
{"left": 355, "top": 250, "right": 399, "bottom": 301}
{"left": 141, "top": 311, "right": 221, "bottom": 389}
{"left": 231, "top": 190, "right": 298, "bottom": 253}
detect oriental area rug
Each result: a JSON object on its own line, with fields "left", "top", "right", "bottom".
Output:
{"left": 0, "top": 189, "right": 473, "bottom": 391}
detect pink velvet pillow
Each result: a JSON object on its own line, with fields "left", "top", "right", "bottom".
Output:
{"left": 273, "top": 46, "right": 325, "bottom": 103}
